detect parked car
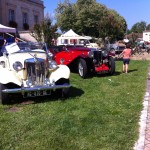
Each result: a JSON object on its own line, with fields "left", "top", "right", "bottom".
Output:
{"left": 0, "top": 42, "right": 71, "bottom": 104}
{"left": 110, "top": 43, "right": 126, "bottom": 55}
{"left": 49, "top": 45, "right": 115, "bottom": 78}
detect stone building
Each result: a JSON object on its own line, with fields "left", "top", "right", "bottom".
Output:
{"left": 0, "top": 0, "right": 44, "bottom": 31}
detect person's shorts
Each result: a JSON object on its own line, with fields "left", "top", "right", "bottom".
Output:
{"left": 123, "top": 59, "right": 130, "bottom": 65}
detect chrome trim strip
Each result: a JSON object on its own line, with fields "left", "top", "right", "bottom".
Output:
{"left": 2, "top": 85, "right": 71, "bottom": 93}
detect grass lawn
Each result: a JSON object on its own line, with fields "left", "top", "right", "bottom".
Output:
{"left": 0, "top": 60, "right": 149, "bottom": 150}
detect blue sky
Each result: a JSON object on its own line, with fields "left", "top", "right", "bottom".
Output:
{"left": 44, "top": 0, "right": 150, "bottom": 29}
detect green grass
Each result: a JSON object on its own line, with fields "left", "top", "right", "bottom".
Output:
{"left": 0, "top": 60, "right": 149, "bottom": 150}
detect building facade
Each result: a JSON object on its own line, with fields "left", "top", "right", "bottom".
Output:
{"left": 143, "top": 30, "right": 150, "bottom": 42}
{"left": 0, "top": 0, "right": 44, "bottom": 31}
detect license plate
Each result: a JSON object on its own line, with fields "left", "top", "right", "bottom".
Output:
{"left": 24, "top": 90, "right": 51, "bottom": 97}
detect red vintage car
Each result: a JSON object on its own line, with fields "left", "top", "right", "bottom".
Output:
{"left": 49, "top": 45, "right": 115, "bottom": 78}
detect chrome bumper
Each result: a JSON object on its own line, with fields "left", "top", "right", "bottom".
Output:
{"left": 2, "top": 84, "right": 71, "bottom": 94}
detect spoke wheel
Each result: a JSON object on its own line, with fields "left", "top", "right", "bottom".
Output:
{"left": 78, "top": 59, "right": 88, "bottom": 78}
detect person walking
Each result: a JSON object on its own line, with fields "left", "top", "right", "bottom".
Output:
{"left": 119, "top": 42, "right": 132, "bottom": 74}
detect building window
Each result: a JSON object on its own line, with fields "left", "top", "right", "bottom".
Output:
{"left": 9, "top": 9, "right": 15, "bottom": 21}
{"left": 34, "top": 15, "right": 38, "bottom": 24}
{"left": 23, "top": 12, "right": 28, "bottom": 24}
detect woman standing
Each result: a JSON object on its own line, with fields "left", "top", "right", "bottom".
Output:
{"left": 119, "top": 42, "right": 132, "bottom": 73}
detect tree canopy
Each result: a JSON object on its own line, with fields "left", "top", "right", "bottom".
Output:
{"left": 31, "top": 13, "right": 58, "bottom": 47}
{"left": 129, "top": 21, "right": 150, "bottom": 34}
{"left": 55, "top": 0, "right": 127, "bottom": 41}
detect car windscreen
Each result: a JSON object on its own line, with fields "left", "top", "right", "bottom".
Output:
{"left": 17, "top": 42, "right": 46, "bottom": 51}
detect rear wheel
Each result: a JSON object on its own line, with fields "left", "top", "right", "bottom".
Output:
{"left": 0, "top": 83, "right": 9, "bottom": 104}
{"left": 78, "top": 59, "right": 88, "bottom": 78}
{"left": 108, "top": 56, "right": 115, "bottom": 75}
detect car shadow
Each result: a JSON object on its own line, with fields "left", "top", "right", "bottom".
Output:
{"left": 7, "top": 86, "right": 84, "bottom": 105}
{"left": 96, "top": 71, "right": 121, "bottom": 78}
{"left": 128, "top": 69, "right": 138, "bottom": 73}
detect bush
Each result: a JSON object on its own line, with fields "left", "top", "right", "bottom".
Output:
{"left": 9, "top": 21, "right": 18, "bottom": 28}
{"left": 23, "top": 23, "right": 29, "bottom": 30}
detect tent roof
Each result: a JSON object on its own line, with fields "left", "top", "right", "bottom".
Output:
{"left": 60, "top": 29, "right": 87, "bottom": 39}
{"left": 61, "top": 29, "right": 80, "bottom": 37}
{"left": 0, "top": 24, "right": 16, "bottom": 33}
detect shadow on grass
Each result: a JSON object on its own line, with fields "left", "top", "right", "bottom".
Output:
{"left": 128, "top": 69, "right": 138, "bottom": 73}
{"left": 7, "top": 86, "right": 84, "bottom": 105}
{"left": 96, "top": 71, "right": 122, "bottom": 78}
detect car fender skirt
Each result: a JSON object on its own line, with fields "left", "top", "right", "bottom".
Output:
{"left": 0, "top": 69, "right": 21, "bottom": 86}
{"left": 49, "top": 65, "right": 70, "bottom": 83}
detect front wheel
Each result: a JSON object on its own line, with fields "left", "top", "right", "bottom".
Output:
{"left": 62, "top": 79, "right": 70, "bottom": 98}
{"left": 108, "top": 56, "right": 115, "bottom": 75}
{"left": 55, "top": 79, "right": 70, "bottom": 98}
{"left": 0, "top": 83, "right": 9, "bottom": 104}
{"left": 78, "top": 59, "right": 88, "bottom": 78}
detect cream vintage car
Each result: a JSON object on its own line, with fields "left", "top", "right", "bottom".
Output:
{"left": 0, "top": 42, "right": 71, "bottom": 104}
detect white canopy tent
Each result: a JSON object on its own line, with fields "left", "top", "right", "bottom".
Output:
{"left": 61, "top": 29, "right": 81, "bottom": 37}
{"left": 57, "top": 29, "right": 88, "bottom": 45}
{"left": 0, "top": 24, "right": 16, "bottom": 33}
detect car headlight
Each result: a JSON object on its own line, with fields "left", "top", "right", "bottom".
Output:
{"left": 88, "top": 51, "right": 94, "bottom": 58}
{"left": 102, "top": 50, "right": 108, "bottom": 57}
{"left": 48, "top": 60, "right": 57, "bottom": 69}
{"left": 13, "top": 61, "right": 23, "bottom": 71}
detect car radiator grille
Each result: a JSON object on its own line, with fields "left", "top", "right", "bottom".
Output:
{"left": 25, "top": 58, "right": 46, "bottom": 86}
{"left": 93, "top": 51, "right": 102, "bottom": 64}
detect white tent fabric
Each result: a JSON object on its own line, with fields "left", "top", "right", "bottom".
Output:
{"left": 61, "top": 29, "right": 80, "bottom": 37}
{"left": 60, "top": 29, "right": 87, "bottom": 39}
{"left": 0, "top": 24, "right": 16, "bottom": 33}
{"left": 57, "top": 29, "right": 89, "bottom": 45}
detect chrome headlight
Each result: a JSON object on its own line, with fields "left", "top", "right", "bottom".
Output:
{"left": 13, "top": 61, "right": 23, "bottom": 71}
{"left": 88, "top": 51, "right": 94, "bottom": 58}
{"left": 102, "top": 50, "right": 108, "bottom": 57}
{"left": 48, "top": 60, "right": 57, "bottom": 69}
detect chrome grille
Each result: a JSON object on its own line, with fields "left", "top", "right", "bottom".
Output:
{"left": 93, "top": 51, "right": 102, "bottom": 64}
{"left": 25, "top": 58, "right": 46, "bottom": 86}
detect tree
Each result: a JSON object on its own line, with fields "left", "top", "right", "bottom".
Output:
{"left": 31, "top": 13, "right": 58, "bottom": 47}
{"left": 146, "top": 24, "right": 150, "bottom": 30}
{"left": 55, "top": 0, "right": 127, "bottom": 41}
{"left": 130, "top": 21, "right": 147, "bottom": 33}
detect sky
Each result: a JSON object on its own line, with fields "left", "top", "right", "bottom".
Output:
{"left": 44, "top": 0, "right": 150, "bottom": 29}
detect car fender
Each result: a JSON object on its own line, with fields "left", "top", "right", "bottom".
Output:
{"left": 0, "top": 68, "right": 22, "bottom": 86}
{"left": 49, "top": 65, "right": 70, "bottom": 83}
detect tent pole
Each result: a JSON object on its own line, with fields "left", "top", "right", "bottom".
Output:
{"left": 5, "top": 32, "right": 25, "bottom": 42}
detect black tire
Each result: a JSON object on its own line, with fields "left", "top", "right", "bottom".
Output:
{"left": 138, "top": 47, "right": 142, "bottom": 55}
{"left": 62, "top": 79, "right": 70, "bottom": 98}
{"left": 78, "top": 58, "right": 88, "bottom": 78}
{"left": 147, "top": 48, "right": 150, "bottom": 54}
{"left": 0, "top": 83, "right": 9, "bottom": 105}
{"left": 55, "top": 79, "right": 70, "bottom": 98}
{"left": 108, "top": 56, "right": 115, "bottom": 75}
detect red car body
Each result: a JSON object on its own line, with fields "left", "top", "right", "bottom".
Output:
{"left": 49, "top": 45, "right": 115, "bottom": 78}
